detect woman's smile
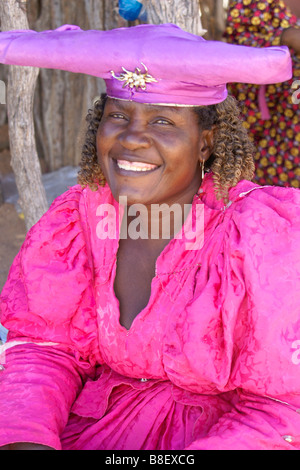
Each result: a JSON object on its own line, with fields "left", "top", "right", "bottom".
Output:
{"left": 114, "top": 158, "right": 160, "bottom": 174}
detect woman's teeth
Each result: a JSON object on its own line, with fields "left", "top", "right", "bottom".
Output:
{"left": 117, "top": 159, "right": 158, "bottom": 172}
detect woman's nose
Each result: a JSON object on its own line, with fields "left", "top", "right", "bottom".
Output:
{"left": 118, "top": 123, "right": 151, "bottom": 150}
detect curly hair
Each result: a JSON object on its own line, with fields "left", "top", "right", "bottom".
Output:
{"left": 78, "top": 94, "right": 255, "bottom": 201}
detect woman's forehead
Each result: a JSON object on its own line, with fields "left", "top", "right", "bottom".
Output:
{"left": 105, "top": 97, "right": 197, "bottom": 117}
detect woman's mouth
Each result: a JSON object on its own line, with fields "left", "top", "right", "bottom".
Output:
{"left": 116, "top": 159, "right": 159, "bottom": 173}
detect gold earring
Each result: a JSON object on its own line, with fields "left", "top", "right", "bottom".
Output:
{"left": 201, "top": 160, "right": 205, "bottom": 180}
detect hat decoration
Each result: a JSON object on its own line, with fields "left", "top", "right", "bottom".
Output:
{"left": 110, "top": 62, "right": 158, "bottom": 93}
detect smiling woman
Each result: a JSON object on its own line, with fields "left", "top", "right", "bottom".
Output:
{"left": 0, "top": 23, "right": 300, "bottom": 451}
{"left": 79, "top": 94, "right": 255, "bottom": 205}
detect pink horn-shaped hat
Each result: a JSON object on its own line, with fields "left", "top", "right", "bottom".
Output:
{"left": 0, "top": 23, "right": 292, "bottom": 106}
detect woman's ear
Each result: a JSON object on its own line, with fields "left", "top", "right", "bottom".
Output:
{"left": 198, "top": 128, "right": 215, "bottom": 162}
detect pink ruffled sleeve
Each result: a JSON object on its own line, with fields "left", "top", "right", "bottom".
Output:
{"left": 0, "top": 186, "right": 101, "bottom": 449}
{"left": 187, "top": 186, "right": 300, "bottom": 450}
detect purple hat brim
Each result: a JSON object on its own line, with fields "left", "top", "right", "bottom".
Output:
{"left": 0, "top": 23, "right": 292, "bottom": 106}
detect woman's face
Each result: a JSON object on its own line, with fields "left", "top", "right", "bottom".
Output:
{"left": 96, "top": 98, "right": 212, "bottom": 207}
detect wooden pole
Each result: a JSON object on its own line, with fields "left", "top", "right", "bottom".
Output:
{"left": 0, "top": 0, "right": 48, "bottom": 230}
{"left": 146, "top": 0, "right": 205, "bottom": 35}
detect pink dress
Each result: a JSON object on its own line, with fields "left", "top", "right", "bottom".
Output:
{"left": 1, "top": 173, "right": 300, "bottom": 450}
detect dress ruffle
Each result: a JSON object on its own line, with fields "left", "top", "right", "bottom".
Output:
{"left": 0, "top": 186, "right": 101, "bottom": 365}
{"left": 61, "top": 365, "right": 234, "bottom": 450}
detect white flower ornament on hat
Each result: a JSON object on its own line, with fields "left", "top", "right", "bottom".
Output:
{"left": 110, "top": 62, "right": 158, "bottom": 92}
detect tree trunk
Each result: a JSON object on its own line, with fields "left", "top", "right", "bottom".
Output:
{"left": 146, "top": 0, "right": 204, "bottom": 35}
{"left": 199, "top": 0, "right": 227, "bottom": 40}
{"left": 0, "top": 0, "right": 48, "bottom": 231}
{"left": 28, "top": 0, "right": 127, "bottom": 172}
{"left": 0, "top": 15, "right": 7, "bottom": 126}
{"left": 146, "top": 0, "right": 227, "bottom": 39}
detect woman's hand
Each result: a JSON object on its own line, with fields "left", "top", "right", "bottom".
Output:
{"left": 281, "top": 27, "right": 300, "bottom": 54}
{"left": 0, "top": 442, "right": 55, "bottom": 450}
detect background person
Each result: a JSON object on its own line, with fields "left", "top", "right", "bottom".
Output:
{"left": 224, "top": 0, "right": 300, "bottom": 188}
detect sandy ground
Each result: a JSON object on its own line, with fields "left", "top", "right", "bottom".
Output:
{"left": 0, "top": 125, "right": 26, "bottom": 291}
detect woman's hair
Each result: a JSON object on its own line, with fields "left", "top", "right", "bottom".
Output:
{"left": 78, "top": 93, "right": 255, "bottom": 201}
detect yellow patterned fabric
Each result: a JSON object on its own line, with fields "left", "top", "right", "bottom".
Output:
{"left": 224, "top": 0, "right": 300, "bottom": 187}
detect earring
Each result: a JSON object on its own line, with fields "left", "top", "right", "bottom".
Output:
{"left": 201, "top": 160, "right": 205, "bottom": 180}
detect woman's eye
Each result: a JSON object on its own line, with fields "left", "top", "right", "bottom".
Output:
{"left": 109, "top": 113, "right": 127, "bottom": 120}
{"left": 154, "top": 118, "right": 173, "bottom": 126}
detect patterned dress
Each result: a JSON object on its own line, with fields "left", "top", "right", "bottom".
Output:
{"left": 1, "top": 174, "right": 300, "bottom": 449}
{"left": 224, "top": 0, "right": 300, "bottom": 188}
